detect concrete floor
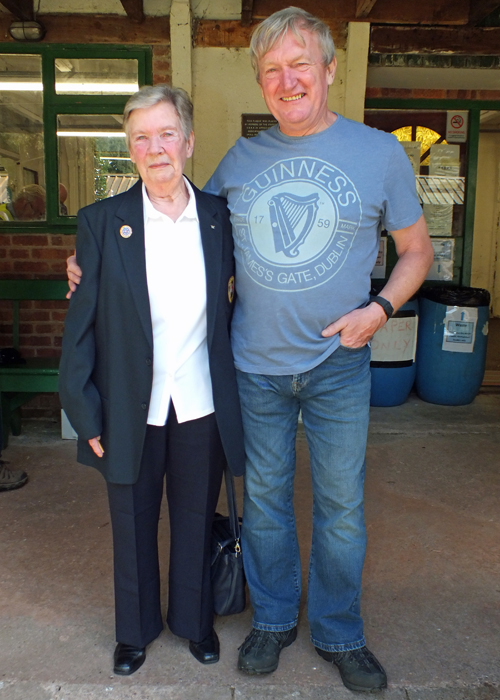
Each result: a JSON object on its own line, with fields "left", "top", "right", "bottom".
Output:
{"left": 1, "top": 392, "right": 500, "bottom": 700}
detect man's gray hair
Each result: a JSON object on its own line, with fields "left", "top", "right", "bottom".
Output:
{"left": 249, "top": 7, "right": 335, "bottom": 82}
{"left": 122, "top": 84, "right": 193, "bottom": 142}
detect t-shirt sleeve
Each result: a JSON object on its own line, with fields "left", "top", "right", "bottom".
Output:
{"left": 381, "top": 139, "right": 423, "bottom": 232}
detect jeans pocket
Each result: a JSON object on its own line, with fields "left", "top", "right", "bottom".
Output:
{"left": 338, "top": 343, "right": 367, "bottom": 353}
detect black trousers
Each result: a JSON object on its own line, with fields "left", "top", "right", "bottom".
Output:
{"left": 106, "top": 407, "right": 225, "bottom": 648}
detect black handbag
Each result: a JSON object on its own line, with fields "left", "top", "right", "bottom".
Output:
{"left": 211, "top": 466, "right": 246, "bottom": 616}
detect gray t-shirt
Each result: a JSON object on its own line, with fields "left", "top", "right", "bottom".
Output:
{"left": 204, "top": 114, "right": 422, "bottom": 375}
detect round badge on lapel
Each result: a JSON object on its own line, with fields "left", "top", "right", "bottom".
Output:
{"left": 228, "top": 276, "right": 235, "bottom": 303}
{"left": 120, "top": 225, "right": 133, "bottom": 239}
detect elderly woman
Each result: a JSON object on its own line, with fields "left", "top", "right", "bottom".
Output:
{"left": 59, "top": 85, "right": 245, "bottom": 676}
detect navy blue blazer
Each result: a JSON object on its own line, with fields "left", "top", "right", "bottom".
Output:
{"left": 59, "top": 180, "right": 245, "bottom": 483}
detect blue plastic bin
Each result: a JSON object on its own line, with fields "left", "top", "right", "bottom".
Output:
{"left": 416, "top": 286, "right": 490, "bottom": 406}
{"left": 370, "top": 297, "right": 419, "bottom": 407}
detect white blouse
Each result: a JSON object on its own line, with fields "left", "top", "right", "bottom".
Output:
{"left": 143, "top": 180, "right": 214, "bottom": 425}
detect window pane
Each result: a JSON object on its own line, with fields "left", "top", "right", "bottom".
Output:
{"left": 55, "top": 58, "right": 139, "bottom": 95}
{"left": 57, "top": 114, "right": 138, "bottom": 215}
{"left": 0, "top": 54, "right": 45, "bottom": 223}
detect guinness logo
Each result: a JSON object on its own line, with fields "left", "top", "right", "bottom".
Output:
{"left": 233, "top": 157, "right": 362, "bottom": 292}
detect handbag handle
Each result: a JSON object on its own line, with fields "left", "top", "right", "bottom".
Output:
{"left": 223, "top": 465, "right": 241, "bottom": 546}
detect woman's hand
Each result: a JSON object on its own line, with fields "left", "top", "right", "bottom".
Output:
{"left": 89, "top": 436, "right": 104, "bottom": 458}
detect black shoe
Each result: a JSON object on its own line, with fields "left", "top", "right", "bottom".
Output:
{"left": 0, "top": 462, "right": 28, "bottom": 491}
{"left": 113, "top": 643, "right": 146, "bottom": 676}
{"left": 316, "top": 645, "right": 387, "bottom": 692}
{"left": 238, "top": 627, "right": 297, "bottom": 675}
{"left": 189, "top": 629, "right": 220, "bottom": 665}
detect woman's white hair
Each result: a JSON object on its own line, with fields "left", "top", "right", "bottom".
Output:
{"left": 249, "top": 7, "right": 336, "bottom": 82}
{"left": 122, "top": 84, "right": 193, "bottom": 143}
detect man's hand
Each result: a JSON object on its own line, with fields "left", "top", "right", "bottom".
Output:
{"left": 88, "top": 436, "right": 104, "bottom": 458}
{"left": 66, "top": 253, "right": 83, "bottom": 299}
{"left": 323, "top": 215, "right": 433, "bottom": 348}
{"left": 322, "top": 302, "right": 387, "bottom": 348}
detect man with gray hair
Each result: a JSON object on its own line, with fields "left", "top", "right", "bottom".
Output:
{"left": 68, "top": 7, "right": 433, "bottom": 691}
{"left": 203, "top": 6, "right": 433, "bottom": 692}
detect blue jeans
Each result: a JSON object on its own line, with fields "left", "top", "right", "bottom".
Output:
{"left": 236, "top": 344, "right": 371, "bottom": 652}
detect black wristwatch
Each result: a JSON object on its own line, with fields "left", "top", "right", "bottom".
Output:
{"left": 370, "top": 295, "right": 394, "bottom": 320}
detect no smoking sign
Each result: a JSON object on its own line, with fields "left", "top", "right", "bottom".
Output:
{"left": 446, "top": 111, "right": 468, "bottom": 143}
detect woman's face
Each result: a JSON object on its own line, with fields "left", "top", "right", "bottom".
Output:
{"left": 127, "top": 101, "right": 194, "bottom": 196}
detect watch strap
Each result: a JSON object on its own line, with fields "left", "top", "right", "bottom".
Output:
{"left": 370, "top": 295, "right": 394, "bottom": 320}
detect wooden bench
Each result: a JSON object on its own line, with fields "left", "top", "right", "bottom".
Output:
{"left": 0, "top": 279, "right": 69, "bottom": 448}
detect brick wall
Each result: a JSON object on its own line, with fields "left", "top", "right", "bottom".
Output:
{"left": 1, "top": 234, "right": 75, "bottom": 281}
{"left": 152, "top": 46, "right": 171, "bottom": 84}
{"left": 0, "top": 296, "right": 70, "bottom": 358}
{"left": 0, "top": 234, "right": 75, "bottom": 420}
{"left": 0, "top": 234, "right": 76, "bottom": 363}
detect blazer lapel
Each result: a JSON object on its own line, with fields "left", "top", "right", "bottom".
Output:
{"left": 194, "top": 186, "right": 222, "bottom": 351}
{"left": 114, "top": 182, "right": 153, "bottom": 349}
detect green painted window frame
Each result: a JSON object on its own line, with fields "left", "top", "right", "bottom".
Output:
{"left": 0, "top": 43, "right": 152, "bottom": 234}
{"left": 365, "top": 97, "right": 500, "bottom": 286}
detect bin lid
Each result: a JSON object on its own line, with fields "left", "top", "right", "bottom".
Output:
{"left": 420, "top": 286, "right": 490, "bottom": 307}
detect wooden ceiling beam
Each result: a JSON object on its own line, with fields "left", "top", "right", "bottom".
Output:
{"left": 468, "top": 0, "right": 500, "bottom": 24}
{"left": 241, "top": 0, "right": 254, "bottom": 27}
{"left": 0, "top": 0, "right": 33, "bottom": 21}
{"left": 119, "top": 0, "right": 144, "bottom": 23}
{"left": 356, "top": 0, "right": 378, "bottom": 18}
{"left": 0, "top": 14, "right": 169, "bottom": 44}
{"left": 194, "top": 19, "right": 348, "bottom": 50}
{"left": 251, "top": 0, "right": 470, "bottom": 25}
{"left": 371, "top": 25, "right": 500, "bottom": 54}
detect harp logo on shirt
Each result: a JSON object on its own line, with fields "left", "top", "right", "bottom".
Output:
{"left": 233, "top": 157, "right": 362, "bottom": 292}
{"left": 269, "top": 192, "right": 320, "bottom": 258}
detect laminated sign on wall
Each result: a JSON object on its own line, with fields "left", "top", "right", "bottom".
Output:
{"left": 429, "top": 144, "right": 460, "bottom": 177}
{"left": 422, "top": 203, "right": 453, "bottom": 237}
{"left": 426, "top": 238, "right": 455, "bottom": 281}
{"left": 401, "top": 141, "right": 421, "bottom": 176}
{"left": 442, "top": 306, "right": 478, "bottom": 353}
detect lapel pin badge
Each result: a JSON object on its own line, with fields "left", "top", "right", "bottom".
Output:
{"left": 120, "top": 225, "right": 133, "bottom": 239}
{"left": 228, "top": 276, "right": 235, "bottom": 303}
{"left": 211, "top": 224, "right": 215, "bottom": 229}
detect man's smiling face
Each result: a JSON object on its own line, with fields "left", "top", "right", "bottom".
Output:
{"left": 257, "top": 28, "right": 337, "bottom": 138}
